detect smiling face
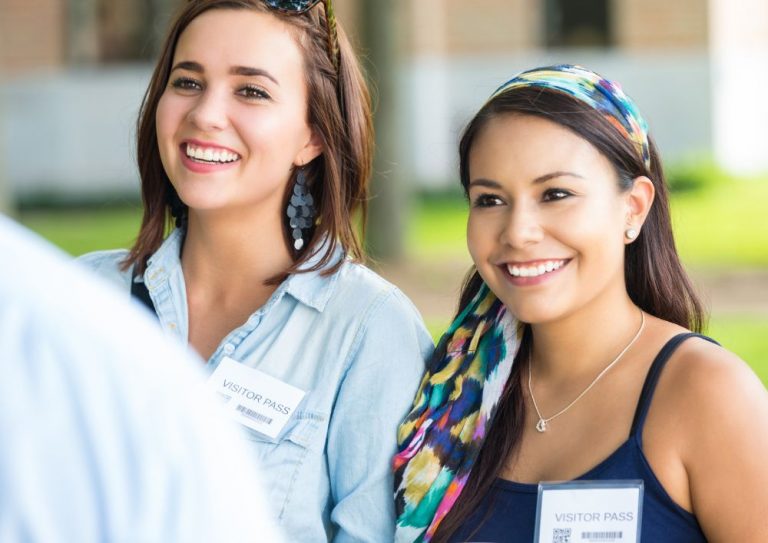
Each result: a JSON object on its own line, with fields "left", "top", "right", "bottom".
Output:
{"left": 155, "top": 8, "right": 322, "bottom": 218}
{"left": 466, "top": 113, "right": 637, "bottom": 325}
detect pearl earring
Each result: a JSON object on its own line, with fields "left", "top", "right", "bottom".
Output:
{"left": 625, "top": 228, "right": 638, "bottom": 240}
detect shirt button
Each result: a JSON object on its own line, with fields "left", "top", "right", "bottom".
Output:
{"left": 223, "top": 343, "right": 235, "bottom": 355}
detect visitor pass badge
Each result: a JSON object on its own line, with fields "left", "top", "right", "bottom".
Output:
{"left": 207, "top": 356, "right": 306, "bottom": 439}
{"left": 534, "top": 480, "right": 643, "bottom": 543}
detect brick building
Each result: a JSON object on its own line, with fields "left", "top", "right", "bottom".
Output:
{"left": 1, "top": 0, "right": 766, "bottom": 198}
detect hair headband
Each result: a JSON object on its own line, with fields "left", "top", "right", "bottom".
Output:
{"left": 489, "top": 64, "right": 651, "bottom": 171}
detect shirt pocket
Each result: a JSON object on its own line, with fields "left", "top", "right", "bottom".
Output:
{"left": 244, "top": 409, "right": 325, "bottom": 520}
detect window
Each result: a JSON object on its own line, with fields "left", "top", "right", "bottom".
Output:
{"left": 546, "top": 0, "right": 612, "bottom": 48}
{"left": 67, "top": 0, "right": 182, "bottom": 64}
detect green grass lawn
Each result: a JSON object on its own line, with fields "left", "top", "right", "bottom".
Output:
{"left": 18, "top": 205, "right": 142, "bottom": 256}
{"left": 707, "top": 316, "right": 768, "bottom": 383}
{"left": 16, "top": 179, "right": 768, "bottom": 384}
{"left": 671, "top": 179, "right": 768, "bottom": 268}
{"left": 18, "top": 177, "right": 768, "bottom": 267}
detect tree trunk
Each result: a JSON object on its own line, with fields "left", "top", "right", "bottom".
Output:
{"left": 359, "top": 0, "right": 406, "bottom": 262}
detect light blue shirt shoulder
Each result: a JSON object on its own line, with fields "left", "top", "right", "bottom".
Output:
{"left": 76, "top": 248, "right": 133, "bottom": 292}
{"left": 79, "top": 231, "right": 434, "bottom": 542}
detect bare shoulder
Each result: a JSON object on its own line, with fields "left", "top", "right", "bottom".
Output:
{"left": 649, "top": 333, "right": 768, "bottom": 539}
{"left": 663, "top": 335, "right": 766, "bottom": 410}
{"left": 656, "top": 332, "right": 768, "bottom": 459}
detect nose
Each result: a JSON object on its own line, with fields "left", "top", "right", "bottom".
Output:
{"left": 186, "top": 88, "right": 229, "bottom": 132}
{"left": 500, "top": 201, "right": 544, "bottom": 249}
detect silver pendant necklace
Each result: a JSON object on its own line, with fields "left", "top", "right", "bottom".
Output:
{"left": 528, "top": 310, "right": 645, "bottom": 433}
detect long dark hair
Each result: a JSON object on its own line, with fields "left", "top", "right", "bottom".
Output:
{"left": 123, "top": 0, "right": 373, "bottom": 278}
{"left": 433, "top": 87, "right": 706, "bottom": 541}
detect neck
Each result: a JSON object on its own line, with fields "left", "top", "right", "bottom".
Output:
{"left": 181, "top": 207, "right": 293, "bottom": 300}
{"left": 528, "top": 289, "right": 643, "bottom": 384}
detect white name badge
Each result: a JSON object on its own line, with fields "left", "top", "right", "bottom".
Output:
{"left": 534, "top": 480, "right": 643, "bottom": 543}
{"left": 207, "top": 356, "right": 306, "bottom": 439}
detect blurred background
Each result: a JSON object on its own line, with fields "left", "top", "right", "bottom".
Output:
{"left": 1, "top": 0, "right": 766, "bottom": 379}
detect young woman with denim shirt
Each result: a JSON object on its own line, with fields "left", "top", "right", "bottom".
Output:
{"left": 394, "top": 65, "right": 768, "bottom": 542}
{"left": 79, "top": 1, "right": 432, "bottom": 540}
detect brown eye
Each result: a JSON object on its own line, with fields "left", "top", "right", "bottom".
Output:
{"left": 472, "top": 194, "right": 504, "bottom": 208}
{"left": 170, "top": 77, "right": 202, "bottom": 92}
{"left": 237, "top": 85, "right": 270, "bottom": 101}
{"left": 542, "top": 188, "right": 572, "bottom": 202}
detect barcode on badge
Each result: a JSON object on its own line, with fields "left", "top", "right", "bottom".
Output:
{"left": 552, "top": 527, "right": 571, "bottom": 543}
{"left": 235, "top": 404, "right": 273, "bottom": 425}
{"left": 581, "top": 531, "right": 623, "bottom": 542}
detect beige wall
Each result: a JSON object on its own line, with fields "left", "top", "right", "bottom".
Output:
{"left": 0, "top": 0, "right": 65, "bottom": 75}
{"left": 400, "top": 0, "right": 710, "bottom": 55}
{"left": 0, "top": 0, "right": 714, "bottom": 76}
{"left": 405, "top": 0, "right": 541, "bottom": 55}
{"left": 613, "top": 0, "right": 709, "bottom": 50}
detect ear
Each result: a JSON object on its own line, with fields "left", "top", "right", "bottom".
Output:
{"left": 294, "top": 128, "right": 324, "bottom": 167}
{"left": 623, "top": 175, "right": 655, "bottom": 240}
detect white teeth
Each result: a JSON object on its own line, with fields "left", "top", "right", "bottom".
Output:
{"left": 506, "top": 260, "right": 567, "bottom": 278}
{"left": 185, "top": 143, "right": 240, "bottom": 163}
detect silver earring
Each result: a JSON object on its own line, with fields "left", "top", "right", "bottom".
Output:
{"left": 286, "top": 167, "right": 316, "bottom": 251}
{"left": 625, "top": 228, "right": 638, "bottom": 240}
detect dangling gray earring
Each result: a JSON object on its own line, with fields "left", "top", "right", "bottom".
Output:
{"left": 286, "top": 167, "right": 316, "bottom": 251}
{"left": 625, "top": 227, "right": 638, "bottom": 241}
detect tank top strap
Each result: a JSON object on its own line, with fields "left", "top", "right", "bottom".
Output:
{"left": 630, "top": 332, "right": 719, "bottom": 438}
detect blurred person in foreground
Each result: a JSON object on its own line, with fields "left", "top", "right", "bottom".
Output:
{"left": 394, "top": 65, "right": 768, "bottom": 542}
{"left": 78, "top": 0, "right": 431, "bottom": 540}
{"left": 0, "top": 215, "right": 282, "bottom": 542}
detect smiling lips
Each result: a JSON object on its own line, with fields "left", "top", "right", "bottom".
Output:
{"left": 498, "top": 259, "right": 570, "bottom": 287}
{"left": 183, "top": 142, "right": 241, "bottom": 164}
{"left": 506, "top": 259, "right": 568, "bottom": 278}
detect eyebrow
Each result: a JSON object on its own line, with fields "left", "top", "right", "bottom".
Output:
{"left": 533, "top": 171, "right": 584, "bottom": 184}
{"left": 468, "top": 171, "right": 584, "bottom": 189}
{"left": 170, "top": 61, "right": 279, "bottom": 85}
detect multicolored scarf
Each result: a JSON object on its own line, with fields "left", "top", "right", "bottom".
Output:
{"left": 490, "top": 64, "right": 651, "bottom": 171}
{"left": 393, "top": 64, "right": 651, "bottom": 542}
{"left": 393, "top": 283, "right": 519, "bottom": 542}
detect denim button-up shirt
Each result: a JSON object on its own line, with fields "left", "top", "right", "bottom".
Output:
{"left": 78, "top": 229, "right": 433, "bottom": 542}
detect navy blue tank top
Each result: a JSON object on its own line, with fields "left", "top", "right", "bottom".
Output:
{"left": 450, "top": 333, "right": 716, "bottom": 543}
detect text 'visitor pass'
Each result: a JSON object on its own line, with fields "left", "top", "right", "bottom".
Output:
{"left": 207, "top": 356, "right": 306, "bottom": 439}
{"left": 535, "top": 480, "right": 644, "bottom": 543}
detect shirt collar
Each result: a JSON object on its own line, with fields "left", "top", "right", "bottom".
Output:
{"left": 143, "top": 228, "right": 184, "bottom": 288}
{"left": 283, "top": 241, "right": 344, "bottom": 313}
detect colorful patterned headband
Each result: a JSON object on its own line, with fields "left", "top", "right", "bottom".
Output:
{"left": 489, "top": 64, "right": 651, "bottom": 170}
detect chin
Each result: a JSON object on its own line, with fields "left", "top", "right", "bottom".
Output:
{"left": 497, "top": 297, "right": 567, "bottom": 326}
{"left": 173, "top": 185, "right": 228, "bottom": 212}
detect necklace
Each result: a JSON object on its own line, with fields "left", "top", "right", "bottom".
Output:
{"left": 528, "top": 310, "right": 645, "bottom": 433}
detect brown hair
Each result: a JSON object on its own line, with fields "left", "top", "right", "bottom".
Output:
{"left": 123, "top": 0, "right": 373, "bottom": 277}
{"left": 433, "top": 87, "right": 706, "bottom": 541}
